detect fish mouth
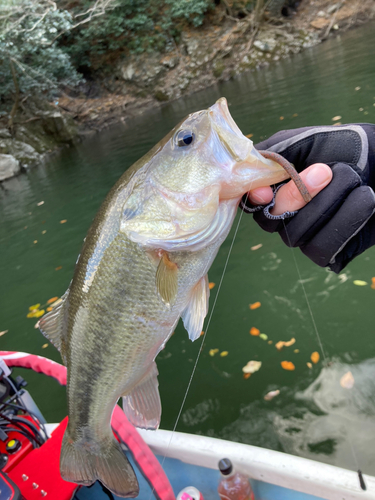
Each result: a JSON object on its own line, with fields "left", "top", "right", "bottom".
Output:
{"left": 209, "top": 97, "right": 289, "bottom": 195}
{"left": 209, "top": 98, "right": 243, "bottom": 138}
{"left": 209, "top": 97, "right": 253, "bottom": 162}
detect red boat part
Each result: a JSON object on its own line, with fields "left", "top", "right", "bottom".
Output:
{"left": 7, "top": 417, "right": 77, "bottom": 500}
{"left": 0, "top": 351, "right": 175, "bottom": 500}
{"left": 0, "top": 417, "right": 36, "bottom": 473}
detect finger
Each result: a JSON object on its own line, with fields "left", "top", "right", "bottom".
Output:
{"left": 247, "top": 186, "right": 274, "bottom": 205}
{"left": 271, "top": 163, "right": 332, "bottom": 216}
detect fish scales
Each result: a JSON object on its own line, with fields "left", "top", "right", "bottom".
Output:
{"left": 38, "top": 97, "right": 309, "bottom": 497}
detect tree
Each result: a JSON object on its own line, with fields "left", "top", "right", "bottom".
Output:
{"left": 0, "top": 0, "right": 93, "bottom": 130}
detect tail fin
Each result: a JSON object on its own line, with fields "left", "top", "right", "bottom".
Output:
{"left": 60, "top": 428, "right": 139, "bottom": 498}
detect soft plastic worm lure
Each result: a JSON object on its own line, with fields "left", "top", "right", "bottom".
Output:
{"left": 258, "top": 150, "right": 312, "bottom": 203}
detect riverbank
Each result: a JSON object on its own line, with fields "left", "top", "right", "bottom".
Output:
{"left": 1, "top": 0, "right": 374, "bottom": 181}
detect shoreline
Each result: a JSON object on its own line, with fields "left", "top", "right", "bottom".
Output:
{"left": 1, "top": 0, "right": 374, "bottom": 182}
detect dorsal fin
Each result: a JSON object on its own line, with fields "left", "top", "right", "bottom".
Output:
{"left": 156, "top": 252, "right": 178, "bottom": 307}
{"left": 38, "top": 291, "right": 68, "bottom": 359}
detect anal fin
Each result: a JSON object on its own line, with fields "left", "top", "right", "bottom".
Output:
{"left": 122, "top": 362, "right": 161, "bottom": 430}
{"left": 156, "top": 251, "right": 178, "bottom": 307}
{"left": 181, "top": 275, "right": 209, "bottom": 341}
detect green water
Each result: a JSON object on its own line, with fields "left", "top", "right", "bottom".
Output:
{"left": 1, "top": 23, "right": 375, "bottom": 474}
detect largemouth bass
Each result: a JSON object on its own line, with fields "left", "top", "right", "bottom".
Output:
{"left": 38, "top": 98, "right": 306, "bottom": 497}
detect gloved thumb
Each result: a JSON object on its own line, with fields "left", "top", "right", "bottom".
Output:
{"left": 272, "top": 163, "right": 332, "bottom": 215}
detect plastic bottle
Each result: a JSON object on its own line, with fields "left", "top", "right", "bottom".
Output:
{"left": 177, "top": 486, "right": 204, "bottom": 500}
{"left": 217, "top": 458, "right": 255, "bottom": 500}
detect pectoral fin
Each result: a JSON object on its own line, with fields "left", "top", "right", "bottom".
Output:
{"left": 38, "top": 291, "right": 68, "bottom": 361}
{"left": 122, "top": 363, "right": 161, "bottom": 430}
{"left": 156, "top": 251, "right": 178, "bottom": 307}
{"left": 181, "top": 275, "right": 210, "bottom": 341}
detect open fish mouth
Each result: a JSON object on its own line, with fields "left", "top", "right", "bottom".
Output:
{"left": 209, "top": 97, "right": 254, "bottom": 163}
{"left": 209, "top": 97, "right": 244, "bottom": 138}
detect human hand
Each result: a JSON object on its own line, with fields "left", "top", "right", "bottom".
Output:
{"left": 241, "top": 124, "right": 375, "bottom": 273}
{"left": 248, "top": 163, "right": 332, "bottom": 215}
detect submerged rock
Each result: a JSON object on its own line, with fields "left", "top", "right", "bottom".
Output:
{"left": 0, "top": 154, "right": 20, "bottom": 181}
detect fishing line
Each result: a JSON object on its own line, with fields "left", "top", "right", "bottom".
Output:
{"left": 282, "top": 219, "right": 365, "bottom": 489}
{"left": 171, "top": 207, "right": 246, "bottom": 434}
{"left": 282, "top": 220, "right": 326, "bottom": 362}
{"left": 147, "top": 202, "right": 248, "bottom": 500}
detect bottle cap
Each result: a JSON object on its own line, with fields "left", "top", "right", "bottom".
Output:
{"left": 218, "top": 458, "right": 233, "bottom": 475}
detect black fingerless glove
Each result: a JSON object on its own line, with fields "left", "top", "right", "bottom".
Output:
{"left": 241, "top": 124, "right": 375, "bottom": 273}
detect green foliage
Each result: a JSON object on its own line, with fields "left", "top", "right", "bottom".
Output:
{"left": 0, "top": 1, "right": 82, "bottom": 105}
{"left": 60, "top": 0, "right": 214, "bottom": 71}
{"left": 166, "top": 0, "right": 212, "bottom": 27}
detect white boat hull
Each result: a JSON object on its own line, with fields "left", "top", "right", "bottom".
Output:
{"left": 138, "top": 428, "right": 375, "bottom": 500}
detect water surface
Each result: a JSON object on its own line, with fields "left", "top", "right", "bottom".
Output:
{"left": 1, "top": 22, "right": 375, "bottom": 475}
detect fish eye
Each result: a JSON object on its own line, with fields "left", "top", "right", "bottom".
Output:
{"left": 176, "top": 130, "right": 194, "bottom": 147}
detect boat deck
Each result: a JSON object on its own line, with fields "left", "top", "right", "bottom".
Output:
{"left": 74, "top": 453, "right": 324, "bottom": 500}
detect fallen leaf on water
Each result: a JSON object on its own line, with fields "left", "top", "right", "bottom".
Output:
{"left": 42, "top": 343, "right": 48, "bottom": 349}
{"left": 37, "top": 201, "right": 44, "bottom": 206}
{"left": 33, "top": 240, "right": 38, "bottom": 244}
{"left": 332, "top": 115, "right": 342, "bottom": 121}
{"left": 55, "top": 266, "right": 62, "bottom": 271}
{"left": 251, "top": 244, "right": 262, "bottom": 251}
{"left": 268, "top": 340, "right": 273, "bottom": 344}
{"left": 372, "top": 277, "right": 375, "bottom": 289}
{"left": 47, "top": 307, "right": 53, "bottom": 312}
{"left": 353, "top": 280, "right": 367, "bottom": 286}
{"left": 279, "top": 116, "right": 284, "bottom": 120}
{"left": 27, "top": 307, "right": 45, "bottom": 318}
{"left": 311, "top": 351, "right": 320, "bottom": 364}
{"left": 0, "top": 330, "right": 8, "bottom": 336}
{"left": 259, "top": 333, "right": 268, "bottom": 341}
{"left": 250, "top": 327, "right": 260, "bottom": 336}
{"left": 209, "top": 282, "right": 215, "bottom": 289}
{"left": 294, "top": 349, "right": 299, "bottom": 353}
{"left": 200, "top": 330, "right": 205, "bottom": 336}
{"left": 355, "top": 86, "right": 361, "bottom": 91}
{"left": 52, "top": 298, "right": 62, "bottom": 308}
{"left": 60, "top": 219, "right": 67, "bottom": 224}
{"left": 284, "top": 338, "right": 295, "bottom": 347}
{"left": 292, "top": 113, "right": 298, "bottom": 117}
{"left": 42, "top": 230, "right": 47, "bottom": 234}
{"left": 333, "top": 122, "right": 342, "bottom": 126}
{"left": 220, "top": 351, "right": 228, "bottom": 357}
{"left": 359, "top": 108, "right": 364, "bottom": 112}
{"left": 209, "top": 348, "right": 219, "bottom": 356}
{"left": 307, "top": 362, "right": 313, "bottom": 369}
{"left": 246, "top": 133, "right": 253, "bottom": 138}
{"left": 29, "top": 304, "right": 41, "bottom": 311}
{"left": 275, "top": 338, "right": 295, "bottom": 351}
{"left": 242, "top": 360, "right": 262, "bottom": 374}
{"left": 47, "top": 297, "right": 58, "bottom": 304}
{"left": 340, "top": 371, "right": 355, "bottom": 389}
{"left": 264, "top": 389, "right": 280, "bottom": 401}
{"left": 249, "top": 302, "right": 261, "bottom": 310}
{"left": 281, "top": 361, "right": 295, "bottom": 371}
{"left": 243, "top": 373, "right": 251, "bottom": 379}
